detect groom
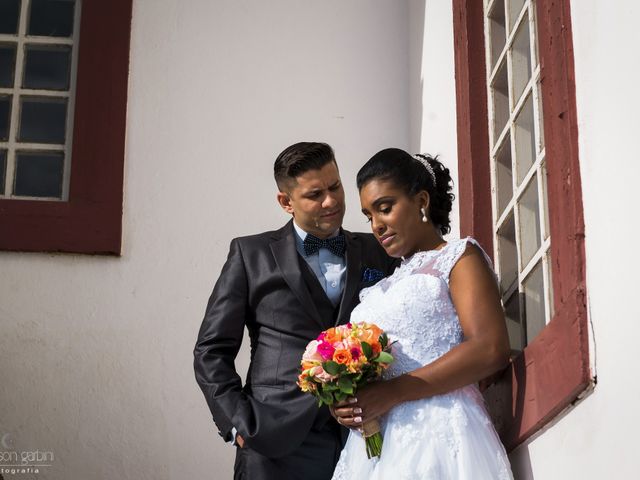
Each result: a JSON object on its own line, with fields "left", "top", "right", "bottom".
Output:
{"left": 194, "top": 142, "right": 396, "bottom": 479}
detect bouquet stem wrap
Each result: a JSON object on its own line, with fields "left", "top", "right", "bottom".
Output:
{"left": 362, "top": 419, "right": 383, "bottom": 458}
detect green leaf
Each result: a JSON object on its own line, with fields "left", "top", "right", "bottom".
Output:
{"left": 338, "top": 376, "right": 354, "bottom": 394}
{"left": 319, "top": 389, "right": 333, "bottom": 405}
{"left": 323, "top": 361, "right": 341, "bottom": 375}
{"left": 374, "top": 351, "right": 394, "bottom": 364}
{"left": 379, "top": 333, "right": 388, "bottom": 349}
{"left": 361, "top": 341, "right": 373, "bottom": 359}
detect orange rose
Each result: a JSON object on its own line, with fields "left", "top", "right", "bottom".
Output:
{"left": 323, "top": 328, "right": 343, "bottom": 345}
{"left": 333, "top": 348, "right": 353, "bottom": 365}
{"left": 358, "top": 324, "right": 383, "bottom": 345}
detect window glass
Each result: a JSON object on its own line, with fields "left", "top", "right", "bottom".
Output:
{"left": 23, "top": 45, "right": 72, "bottom": 90}
{"left": 28, "top": 0, "right": 76, "bottom": 37}
{"left": 0, "top": 0, "right": 21, "bottom": 35}
{"left": 14, "top": 151, "right": 64, "bottom": 198}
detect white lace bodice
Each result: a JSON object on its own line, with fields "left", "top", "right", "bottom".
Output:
{"left": 352, "top": 237, "right": 488, "bottom": 379}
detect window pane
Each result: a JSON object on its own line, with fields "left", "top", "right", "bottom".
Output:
{"left": 0, "top": 0, "right": 21, "bottom": 35}
{"left": 23, "top": 45, "right": 72, "bottom": 90}
{"left": 537, "top": 82, "right": 545, "bottom": 151}
{"left": 546, "top": 253, "right": 554, "bottom": 319}
{"left": 0, "top": 149, "right": 6, "bottom": 194}
{"left": 492, "top": 60, "right": 509, "bottom": 141}
{"left": 488, "top": 0, "right": 506, "bottom": 70}
{"left": 511, "top": 14, "right": 531, "bottom": 105}
{"left": 524, "top": 261, "right": 546, "bottom": 343}
{"left": 518, "top": 174, "right": 541, "bottom": 267}
{"left": 504, "top": 291, "right": 524, "bottom": 352}
{"left": 18, "top": 97, "right": 67, "bottom": 143}
{"left": 14, "top": 151, "right": 64, "bottom": 198}
{"left": 508, "top": 0, "right": 526, "bottom": 31}
{"left": 498, "top": 212, "right": 518, "bottom": 292}
{"left": 495, "top": 136, "right": 513, "bottom": 215}
{"left": 28, "top": 0, "right": 76, "bottom": 38}
{"left": 541, "top": 163, "right": 550, "bottom": 239}
{"left": 0, "top": 44, "right": 17, "bottom": 88}
{"left": 0, "top": 95, "right": 11, "bottom": 141}
{"left": 514, "top": 94, "right": 535, "bottom": 185}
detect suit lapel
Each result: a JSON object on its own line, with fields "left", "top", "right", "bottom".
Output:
{"left": 336, "top": 231, "right": 362, "bottom": 325}
{"left": 270, "top": 221, "right": 325, "bottom": 330}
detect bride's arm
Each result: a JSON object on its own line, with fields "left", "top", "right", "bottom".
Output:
{"left": 335, "top": 244, "right": 510, "bottom": 427}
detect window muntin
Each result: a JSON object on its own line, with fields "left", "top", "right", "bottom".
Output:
{"left": 485, "top": 0, "right": 551, "bottom": 351}
{"left": 0, "top": 0, "right": 80, "bottom": 201}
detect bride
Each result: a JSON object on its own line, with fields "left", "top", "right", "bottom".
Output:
{"left": 331, "top": 148, "right": 513, "bottom": 479}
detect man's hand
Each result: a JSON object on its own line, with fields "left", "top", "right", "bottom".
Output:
{"left": 235, "top": 434, "right": 245, "bottom": 448}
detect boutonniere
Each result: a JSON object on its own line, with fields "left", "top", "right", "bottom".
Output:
{"left": 361, "top": 267, "right": 385, "bottom": 283}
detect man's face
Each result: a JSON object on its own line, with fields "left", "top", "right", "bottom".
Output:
{"left": 277, "top": 161, "right": 346, "bottom": 238}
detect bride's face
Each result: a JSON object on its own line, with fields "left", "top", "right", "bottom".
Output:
{"left": 359, "top": 179, "right": 428, "bottom": 258}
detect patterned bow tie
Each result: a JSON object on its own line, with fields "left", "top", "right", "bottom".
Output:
{"left": 303, "top": 233, "right": 346, "bottom": 257}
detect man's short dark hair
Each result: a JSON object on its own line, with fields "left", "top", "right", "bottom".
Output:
{"left": 274, "top": 142, "right": 336, "bottom": 191}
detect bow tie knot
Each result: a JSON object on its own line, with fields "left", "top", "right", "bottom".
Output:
{"left": 303, "top": 233, "right": 346, "bottom": 257}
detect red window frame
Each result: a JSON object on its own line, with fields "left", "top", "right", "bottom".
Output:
{"left": 0, "top": 0, "right": 133, "bottom": 255}
{"left": 452, "top": 0, "right": 591, "bottom": 449}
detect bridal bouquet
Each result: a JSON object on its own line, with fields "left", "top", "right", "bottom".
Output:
{"left": 297, "top": 322, "right": 394, "bottom": 458}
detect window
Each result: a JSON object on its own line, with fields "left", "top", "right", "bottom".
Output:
{"left": 0, "top": 0, "right": 133, "bottom": 254}
{"left": 485, "top": 0, "right": 551, "bottom": 352}
{"left": 1, "top": 0, "right": 80, "bottom": 200}
{"left": 452, "top": 0, "right": 591, "bottom": 449}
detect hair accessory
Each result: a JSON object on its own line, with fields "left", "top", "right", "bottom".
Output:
{"left": 414, "top": 154, "right": 437, "bottom": 187}
{"left": 420, "top": 207, "right": 428, "bottom": 223}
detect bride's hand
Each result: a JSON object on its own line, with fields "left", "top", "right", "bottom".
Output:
{"left": 332, "top": 380, "right": 400, "bottom": 428}
{"left": 348, "top": 380, "right": 400, "bottom": 424}
{"left": 331, "top": 397, "right": 362, "bottom": 430}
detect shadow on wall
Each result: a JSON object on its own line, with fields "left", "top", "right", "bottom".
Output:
{"left": 511, "top": 444, "right": 535, "bottom": 479}
{"left": 409, "top": 0, "right": 425, "bottom": 151}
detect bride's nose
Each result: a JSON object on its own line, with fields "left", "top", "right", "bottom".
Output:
{"left": 371, "top": 216, "right": 386, "bottom": 235}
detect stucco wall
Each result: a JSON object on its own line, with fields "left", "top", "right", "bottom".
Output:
{"left": 0, "top": 1, "right": 413, "bottom": 478}
{"left": 509, "top": 1, "right": 640, "bottom": 478}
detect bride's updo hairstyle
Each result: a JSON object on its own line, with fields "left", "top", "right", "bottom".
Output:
{"left": 356, "top": 148, "right": 455, "bottom": 235}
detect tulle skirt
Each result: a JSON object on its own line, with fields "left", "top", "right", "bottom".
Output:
{"left": 331, "top": 385, "right": 513, "bottom": 480}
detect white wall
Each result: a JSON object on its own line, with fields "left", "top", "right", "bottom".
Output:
{"left": 509, "top": 1, "right": 640, "bottom": 478}
{"left": 0, "top": 1, "right": 411, "bottom": 479}
{"left": 409, "top": 0, "right": 460, "bottom": 237}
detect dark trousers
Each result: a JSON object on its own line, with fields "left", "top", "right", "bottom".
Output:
{"left": 233, "top": 421, "right": 345, "bottom": 480}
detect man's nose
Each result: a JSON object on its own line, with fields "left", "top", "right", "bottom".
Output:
{"left": 322, "top": 193, "right": 338, "bottom": 209}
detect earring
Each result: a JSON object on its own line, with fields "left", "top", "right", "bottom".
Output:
{"left": 421, "top": 207, "right": 428, "bottom": 223}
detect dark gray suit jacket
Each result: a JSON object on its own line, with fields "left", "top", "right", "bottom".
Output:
{"left": 193, "top": 220, "right": 396, "bottom": 458}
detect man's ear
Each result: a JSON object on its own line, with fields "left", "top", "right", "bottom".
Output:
{"left": 277, "top": 191, "right": 295, "bottom": 215}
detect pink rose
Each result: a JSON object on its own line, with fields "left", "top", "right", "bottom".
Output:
{"left": 302, "top": 340, "right": 323, "bottom": 362}
{"left": 317, "top": 341, "right": 336, "bottom": 361}
{"left": 310, "top": 365, "right": 336, "bottom": 383}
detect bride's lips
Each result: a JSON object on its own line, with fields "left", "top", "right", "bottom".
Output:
{"left": 378, "top": 233, "right": 396, "bottom": 247}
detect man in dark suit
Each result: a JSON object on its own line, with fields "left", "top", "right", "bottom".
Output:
{"left": 194, "top": 142, "right": 396, "bottom": 479}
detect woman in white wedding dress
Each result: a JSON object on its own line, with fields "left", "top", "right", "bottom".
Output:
{"left": 331, "top": 148, "right": 513, "bottom": 479}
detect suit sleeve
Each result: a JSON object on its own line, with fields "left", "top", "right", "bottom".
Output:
{"left": 193, "top": 238, "right": 249, "bottom": 442}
